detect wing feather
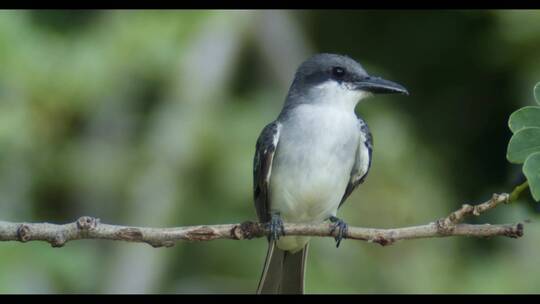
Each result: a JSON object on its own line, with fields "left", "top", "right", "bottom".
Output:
{"left": 253, "top": 121, "right": 281, "bottom": 223}
{"left": 339, "top": 118, "right": 373, "bottom": 208}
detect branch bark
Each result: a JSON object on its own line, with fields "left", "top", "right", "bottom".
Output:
{"left": 0, "top": 193, "right": 524, "bottom": 248}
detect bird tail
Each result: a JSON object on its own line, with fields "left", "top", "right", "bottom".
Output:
{"left": 256, "top": 241, "right": 309, "bottom": 294}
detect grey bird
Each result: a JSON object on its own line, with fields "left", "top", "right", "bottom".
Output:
{"left": 253, "top": 53, "right": 408, "bottom": 294}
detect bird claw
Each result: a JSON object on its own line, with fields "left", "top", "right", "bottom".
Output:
{"left": 267, "top": 213, "right": 285, "bottom": 241}
{"left": 329, "top": 216, "right": 348, "bottom": 248}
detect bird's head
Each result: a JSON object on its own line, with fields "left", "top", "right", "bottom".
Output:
{"left": 287, "top": 53, "right": 408, "bottom": 110}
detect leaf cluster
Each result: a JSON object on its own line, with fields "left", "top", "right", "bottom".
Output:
{"left": 507, "top": 83, "right": 540, "bottom": 201}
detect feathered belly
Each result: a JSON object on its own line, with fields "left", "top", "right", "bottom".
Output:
{"left": 269, "top": 127, "right": 358, "bottom": 222}
{"left": 268, "top": 105, "right": 360, "bottom": 252}
{"left": 269, "top": 144, "right": 355, "bottom": 253}
{"left": 270, "top": 162, "right": 349, "bottom": 222}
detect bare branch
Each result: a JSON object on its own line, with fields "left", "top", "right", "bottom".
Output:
{"left": 438, "top": 193, "right": 510, "bottom": 227}
{"left": 0, "top": 193, "right": 523, "bottom": 248}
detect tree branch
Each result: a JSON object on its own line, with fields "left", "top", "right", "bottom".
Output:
{"left": 0, "top": 193, "right": 524, "bottom": 248}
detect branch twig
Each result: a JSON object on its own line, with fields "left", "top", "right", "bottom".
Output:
{"left": 0, "top": 193, "right": 523, "bottom": 248}
{"left": 509, "top": 181, "right": 529, "bottom": 203}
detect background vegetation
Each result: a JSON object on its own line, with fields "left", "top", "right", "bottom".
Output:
{"left": 0, "top": 10, "right": 539, "bottom": 293}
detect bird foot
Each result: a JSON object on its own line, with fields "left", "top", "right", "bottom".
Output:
{"left": 267, "top": 212, "right": 285, "bottom": 242}
{"left": 328, "top": 216, "right": 348, "bottom": 248}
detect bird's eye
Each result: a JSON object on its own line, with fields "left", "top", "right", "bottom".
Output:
{"left": 332, "top": 67, "right": 346, "bottom": 78}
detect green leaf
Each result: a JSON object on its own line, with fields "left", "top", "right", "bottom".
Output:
{"left": 509, "top": 106, "right": 540, "bottom": 133}
{"left": 507, "top": 127, "right": 540, "bottom": 164}
{"left": 535, "top": 82, "right": 540, "bottom": 105}
{"left": 523, "top": 152, "right": 540, "bottom": 201}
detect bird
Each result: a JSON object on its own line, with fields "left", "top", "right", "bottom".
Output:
{"left": 252, "top": 53, "right": 408, "bottom": 294}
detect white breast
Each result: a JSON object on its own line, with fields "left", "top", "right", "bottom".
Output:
{"left": 270, "top": 104, "right": 360, "bottom": 223}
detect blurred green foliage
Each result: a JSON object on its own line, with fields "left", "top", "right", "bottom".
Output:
{"left": 1, "top": 10, "right": 540, "bottom": 293}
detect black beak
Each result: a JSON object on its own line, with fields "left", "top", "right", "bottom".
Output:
{"left": 354, "top": 76, "right": 409, "bottom": 95}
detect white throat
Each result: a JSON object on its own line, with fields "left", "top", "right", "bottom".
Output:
{"left": 310, "top": 80, "right": 371, "bottom": 112}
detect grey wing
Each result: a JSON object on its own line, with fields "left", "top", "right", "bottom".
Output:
{"left": 339, "top": 119, "right": 373, "bottom": 208}
{"left": 253, "top": 121, "right": 281, "bottom": 223}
